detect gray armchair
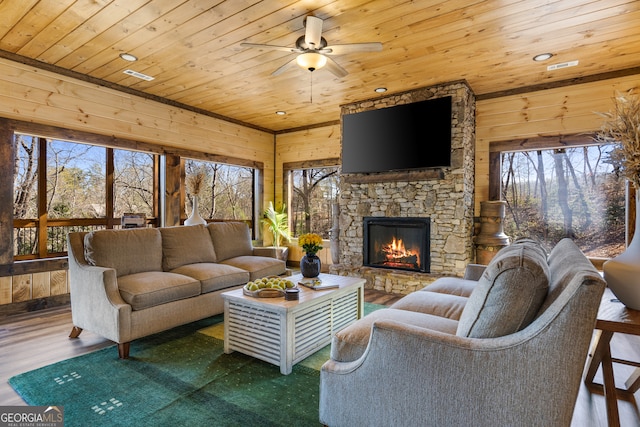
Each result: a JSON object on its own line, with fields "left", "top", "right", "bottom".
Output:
{"left": 319, "top": 238, "right": 605, "bottom": 426}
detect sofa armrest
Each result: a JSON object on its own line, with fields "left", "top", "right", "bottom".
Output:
{"left": 463, "top": 263, "right": 486, "bottom": 281}
{"left": 67, "top": 233, "right": 132, "bottom": 343}
{"left": 68, "top": 260, "right": 132, "bottom": 342}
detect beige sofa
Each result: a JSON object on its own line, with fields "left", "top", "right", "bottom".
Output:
{"left": 67, "top": 222, "right": 286, "bottom": 358}
{"left": 320, "top": 238, "right": 606, "bottom": 427}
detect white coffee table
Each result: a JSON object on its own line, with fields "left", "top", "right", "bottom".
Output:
{"left": 222, "top": 273, "right": 365, "bottom": 374}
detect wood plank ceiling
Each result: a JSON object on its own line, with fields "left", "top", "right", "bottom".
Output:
{"left": 0, "top": 0, "right": 639, "bottom": 132}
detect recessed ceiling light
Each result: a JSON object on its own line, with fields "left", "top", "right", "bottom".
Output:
{"left": 533, "top": 53, "right": 553, "bottom": 62}
{"left": 374, "top": 87, "right": 387, "bottom": 93}
{"left": 275, "top": 111, "right": 286, "bottom": 115}
{"left": 119, "top": 53, "right": 138, "bottom": 62}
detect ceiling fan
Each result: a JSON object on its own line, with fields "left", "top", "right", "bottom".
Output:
{"left": 241, "top": 16, "right": 382, "bottom": 78}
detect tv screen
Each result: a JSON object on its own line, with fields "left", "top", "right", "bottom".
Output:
{"left": 341, "top": 96, "right": 452, "bottom": 174}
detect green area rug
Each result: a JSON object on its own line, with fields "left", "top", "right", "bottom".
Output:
{"left": 9, "top": 303, "right": 384, "bottom": 426}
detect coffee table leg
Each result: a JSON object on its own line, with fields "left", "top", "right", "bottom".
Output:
{"left": 281, "top": 311, "right": 294, "bottom": 375}
{"left": 223, "top": 300, "right": 231, "bottom": 354}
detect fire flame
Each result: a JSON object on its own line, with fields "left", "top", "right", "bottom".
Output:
{"left": 382, "top": 237, "right": 416, "bottom": 261}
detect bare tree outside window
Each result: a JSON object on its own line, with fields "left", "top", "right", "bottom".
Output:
{"left": 185, "top": 159, "right": 254, "bottom": 221}
{"left": 501, "top": 144, "right": 625, "bottom": 257}
{"left": 290, "top": 167, "right": 339, "bottom": 238}
{"left": 14, "top": 134, "right": 38, "bottom": 220}
{"left": 14, "top": 135, "right": 39, "bottom": 255}
{"left": 114, "top": 150, "right": 154, "bottom": 217}
{"left": 47, "top": 140, "right": 105, "bottom": 218}
{"left": 13, "top": 133, "right": 159, "bottom": 258}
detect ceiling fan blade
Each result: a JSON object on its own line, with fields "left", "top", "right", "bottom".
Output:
{"left": 324, "top": 57, "right": 348, "bottom": 78}
{"left": 304, "top": 16, "right": 323, "bottom": 48}
{"left": 272, "top": 58, "right": 298, "bottom": 76}
{"left": 241, "top": 42, "right": 300, "bottom": 53}
{"left": 321, "top": 42, "right": 383, "bottom": 55}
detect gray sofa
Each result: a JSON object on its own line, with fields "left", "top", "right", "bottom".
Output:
{"left": 320, "top": 238, "right": 606, "bottom": 427}
{"left": 67, "top": 221, "right": 286, "bottom": 358}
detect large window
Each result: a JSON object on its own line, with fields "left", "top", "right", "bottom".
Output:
{"left": 114, "top": 149, "right": 155, "bottom": 218}
{"left": 288, "top": 167, "right": 339, "bottom": 238}
{"left": 184, "top": 159, "right": 255, "bottom": 222}
{"left": 501, "top": 143, "right": 624, "bottom": 257}
{"left": 13, "top": 134, "right": 157, "bottom": 259}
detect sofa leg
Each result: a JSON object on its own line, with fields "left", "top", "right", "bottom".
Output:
{"left": 118, "top": 342, "right": 130, "bottom": 359}
{"left": 69, "top": 326, "right": 83, "bottom": 338}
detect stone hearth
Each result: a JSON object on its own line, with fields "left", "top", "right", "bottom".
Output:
{"left": 330, "top": 81, "right": 476, "bottom": 295}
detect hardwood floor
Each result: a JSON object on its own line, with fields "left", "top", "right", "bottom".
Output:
{"left": 1, "top": 289, "right": 639, "bottom": 426}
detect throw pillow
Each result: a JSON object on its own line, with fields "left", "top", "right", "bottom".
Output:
{"left": 84, "top": 228, "right": 163, "bottom": 277}
{"left": 456, "top": 239, "right": 550, "bottom": 338}
{"left": 160, "top": 225, "right": 217, "bottom": 271}
{"left": 208, "top": 222, "right": 253, "bottom": 261}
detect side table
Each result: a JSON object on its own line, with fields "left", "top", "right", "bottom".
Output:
{"left": 584, "top": 288, "right": 640, "bottom": 427}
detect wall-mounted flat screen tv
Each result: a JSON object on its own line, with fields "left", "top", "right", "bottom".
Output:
{"left": 341, "top": 96, "right": 452, "bottom": 174}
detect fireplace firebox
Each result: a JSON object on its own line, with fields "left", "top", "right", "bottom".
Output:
{"left": 363, "top": 217, "right": 430, "bottom": 273}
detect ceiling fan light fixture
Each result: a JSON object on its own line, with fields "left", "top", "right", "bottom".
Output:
{"left": 296, "top": 52, "right": 327, "bottom": 72}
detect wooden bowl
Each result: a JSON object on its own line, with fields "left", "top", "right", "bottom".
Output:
{"left": 242, "top": 286, "right": 285, "bottom": 298}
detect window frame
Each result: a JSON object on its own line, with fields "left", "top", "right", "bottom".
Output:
{"left": 1, "top": 118, "right": 264, "bottom": 276}
{"left": 283, "top": 158, "right": 340, "bottom": 238}
{"left": 181, "top": 157, "right": 258, "bottom": 238}
{"left": 488, "top": 132, "right": 631, "bottom": 263}
{"left": 13, "top": 135, "right": 159, "bottom": 261}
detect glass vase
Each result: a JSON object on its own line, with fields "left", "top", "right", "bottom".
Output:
{"left": 300, "top": 253, "right": 321, "bottom": 278}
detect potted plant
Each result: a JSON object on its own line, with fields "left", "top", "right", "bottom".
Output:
{"left": 261, "top": 202, "right": 291, "bottom": 248}
{"left": 596, "top": 90, "right": 640, "bottom": 309}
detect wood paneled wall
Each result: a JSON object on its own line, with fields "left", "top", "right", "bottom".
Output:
{"left": 0, "top": 271, "right": 68, "bottom": 306}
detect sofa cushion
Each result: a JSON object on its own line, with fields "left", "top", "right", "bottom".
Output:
{"left": 84, "top": 228, "right": 162, "bottom": 277}
{"left": 160, "top": 225, "right": 217, "bottom": 271}
{"left": 170, "top": 263, "right": 249, "bottom": 293}
{"left": 421, "top": 277, "right": 477, "bottom": 298}
{"left": 208, "top": 222, "right": 253, "bottom": 262}
{"left": 117, "top": 271, "right": 201, "bottom": 311}
{"left": 391, "top": 290, "right": 468, "bottom": 321}
{"left": 331, "top": 308, "right": 459, "bottom": 363}
{"left": 220, "top": 255, "right": 286, "bottom": 281}
{"left": 456, "top": 239, "right": 550, "bottom": 338}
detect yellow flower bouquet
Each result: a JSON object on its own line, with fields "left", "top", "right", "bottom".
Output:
{"left": 298, "top": 233, "right": 323, "bottom": 255}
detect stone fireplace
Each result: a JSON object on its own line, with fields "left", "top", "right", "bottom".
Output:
{"left": 329, "top": 81, "right": 476, "bottom": 294}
